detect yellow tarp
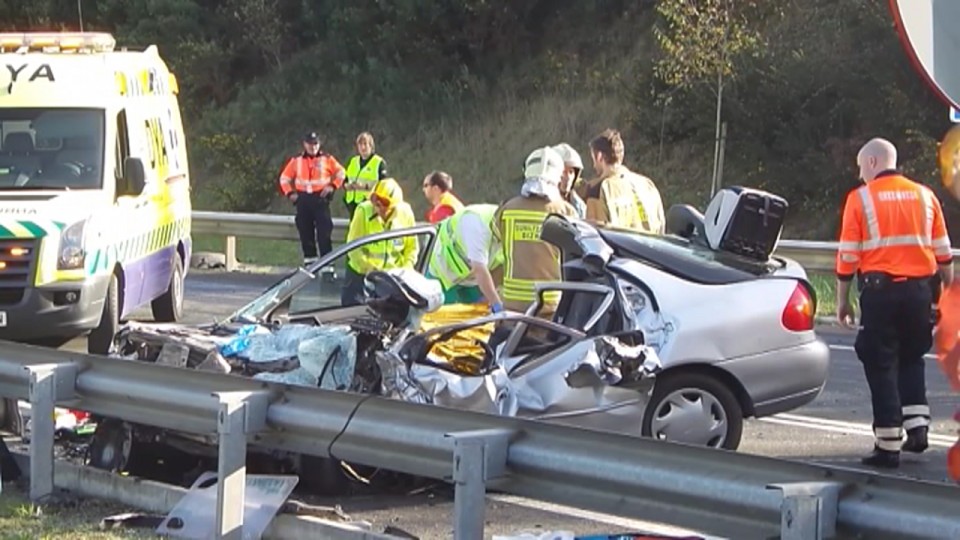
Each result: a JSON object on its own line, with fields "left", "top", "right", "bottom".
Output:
{"left": 417, "top": 303, "right": 495, "bottom": 375}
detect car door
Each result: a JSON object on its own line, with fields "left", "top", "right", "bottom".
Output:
{"left": 276, "top": 224, "right": 439, "bottom": 319}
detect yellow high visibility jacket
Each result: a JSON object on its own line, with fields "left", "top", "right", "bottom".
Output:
{"left": 346, "top": 200, "right": 418, "bottom": 274}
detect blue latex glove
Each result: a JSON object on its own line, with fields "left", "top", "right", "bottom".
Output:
{"left": 490, "top": 302, "right": 504, "bottom": 314}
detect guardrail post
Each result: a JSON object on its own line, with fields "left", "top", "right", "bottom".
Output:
{"left": 24, "top": 363, "right": 76, "bottom": 502}
{"left": 446, "top": 429, "right": 512, "bottom": 540}
{"left": 767, "top": 481, "right": 842, "bottom": 540}
{"left": 225, "top": 236, "right": 237, "bottom": 272}
{"left": 213, "top": 390, "right": 269, "bottom": 540}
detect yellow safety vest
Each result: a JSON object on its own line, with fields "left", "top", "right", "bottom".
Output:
{"left": 344, "top": 154, "right": 383, "bottom": 205}
{"left": 427, "top": 204, "right": 503, "bottom": 289}
{"left": 346, "top": 200, "right": 418, "bottom": 274}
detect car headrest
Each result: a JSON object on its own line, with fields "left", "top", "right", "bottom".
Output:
{"left": 665, "top": 204, "right": 707, "bottom": 242}
{"left": 365, "top": 268, "right": 443, "bottom": 312}
{"left": 3, "top": 133, "right": 34, "bottom": 154}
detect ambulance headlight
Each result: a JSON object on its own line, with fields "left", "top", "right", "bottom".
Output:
{"left": 58, "top": 220, "right": 86, "bottom": 270}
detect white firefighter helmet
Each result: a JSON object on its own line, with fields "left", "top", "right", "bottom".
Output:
{"left": 552, "top": 142, "right": 584, "bottom": 171}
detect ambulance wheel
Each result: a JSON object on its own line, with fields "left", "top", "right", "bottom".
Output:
{"left": 88, "top": 275, "right": 119, "bottom": 356}
{"left": 151, "top": 255, "right": 184, "bottom": 322}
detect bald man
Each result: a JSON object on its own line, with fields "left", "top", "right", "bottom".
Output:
{"left": 836, "top": 137, "right": 954, "bottom": 468}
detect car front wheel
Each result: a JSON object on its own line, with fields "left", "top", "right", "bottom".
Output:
{"left": 641, "top": 371, "right": 743, "bottom": 450}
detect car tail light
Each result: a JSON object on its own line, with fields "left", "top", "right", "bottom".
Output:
{"left": 782, "top": 282, "right": 815, "bottom": 332}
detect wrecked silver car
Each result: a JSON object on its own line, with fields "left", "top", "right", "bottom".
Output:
{"left": 83, "top": 221, "right": 664, "bottom": 494}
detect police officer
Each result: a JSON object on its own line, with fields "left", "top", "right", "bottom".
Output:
{"left": 836, "top": 137, "right": 955, "bottom": 468}
{"left": 278, "top": 132, "right": 346, "bottom": 266}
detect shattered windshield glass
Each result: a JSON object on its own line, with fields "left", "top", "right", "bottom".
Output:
{"left": 227, "top": 268, "right": 315, "bottom": 323}
{"left": 0, "top": 108, "right": 105, "bottom": 190}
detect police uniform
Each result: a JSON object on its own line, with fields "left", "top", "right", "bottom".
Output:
{"left": 837, "top": 169, "right": 953, "bottom": 467}
{"left": 278, "top": 133, "right": 346, "bottom": 263}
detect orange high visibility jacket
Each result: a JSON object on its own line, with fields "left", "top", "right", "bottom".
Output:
{"left": 836, "top": 171, "right": 952, "bottom": 280}
{"left": 278, "top": 152, "right": 346, "bottom": 196}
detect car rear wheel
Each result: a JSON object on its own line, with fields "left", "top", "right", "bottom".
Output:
{"left": 641, "top": 371, "right": 743, "bottom": 450}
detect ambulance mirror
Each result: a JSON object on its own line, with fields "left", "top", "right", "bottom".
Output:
{"left": 890, "top": 0, "right": 960, "bottom": 109}
{"left": 121, "top": 157, "right": 146, "bottom": 196}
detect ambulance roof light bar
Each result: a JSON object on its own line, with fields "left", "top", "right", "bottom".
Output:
{"left": 0, "top": 32, "right": 116, "bottom": 54}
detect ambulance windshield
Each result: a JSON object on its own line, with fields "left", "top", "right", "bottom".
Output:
{"left": 0, "top": 107, "right": 104, "bottom": 190}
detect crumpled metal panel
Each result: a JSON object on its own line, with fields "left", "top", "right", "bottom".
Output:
{"left": 377, "top": 333, "right": 661, "bottom": 424}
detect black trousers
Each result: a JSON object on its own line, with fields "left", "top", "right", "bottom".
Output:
{"left": 340, "top": 265, "right": 367, "bottom": 307}
{"left": 854, "top": 275, "right": 933, "bottom": 447}
{"left": 294, "top": 192, "right": 333, "bottom": 259}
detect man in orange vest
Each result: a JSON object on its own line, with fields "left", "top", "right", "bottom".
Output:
{"left": 278, "top": 132, "right": 346, "bottom": 266}
{"left": 836, "top": 137, "right": 954, "bottom": 468}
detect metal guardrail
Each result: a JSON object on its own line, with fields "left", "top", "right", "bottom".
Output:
{"left": 0, "top": 341, "right": 957, "bottom": 540}
{"left": 194, "top": 211, "right": 960, "bottom": 274}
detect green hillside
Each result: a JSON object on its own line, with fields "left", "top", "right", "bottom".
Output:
{"left": 3, "top": 0, "right": 956, "bottom": 239}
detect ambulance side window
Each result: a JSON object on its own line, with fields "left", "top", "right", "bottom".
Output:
{"left": 114, "top": 110, "right": 130, "bottom": 192}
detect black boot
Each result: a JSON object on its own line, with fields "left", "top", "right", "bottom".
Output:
{"left": 902, "top": 426, "right": 929, "bottom": 453}
{"left": 861, "top": 447, "right": 900, "bottom": 468}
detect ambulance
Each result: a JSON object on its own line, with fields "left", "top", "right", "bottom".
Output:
{"left": 0, "top": 33, "right": 191, "bottom": 354}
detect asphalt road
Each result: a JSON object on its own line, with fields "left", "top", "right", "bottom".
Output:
{"left": 49, "top": 269, "right": 960, "bottom": 539}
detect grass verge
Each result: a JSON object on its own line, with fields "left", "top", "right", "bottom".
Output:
{"left": 0, "top": 487, "right": 152, "bottom": 539}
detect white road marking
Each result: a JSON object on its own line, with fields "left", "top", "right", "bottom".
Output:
{"left": 827, "top": 344, "right": 938, "bottom": 361}
{"left": 487, "top": 494, "right": 724, "bottom": 539}
{"left": 762, "top": 413, "right": 956, "bottom": 448}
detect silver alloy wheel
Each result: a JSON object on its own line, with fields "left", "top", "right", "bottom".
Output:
{"left": 649, "top": 387, "right": 729, "bottom": 447}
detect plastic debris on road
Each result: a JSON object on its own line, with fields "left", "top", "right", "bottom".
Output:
{"left": 156, "top": 471, "right": 298, "bottom": 540}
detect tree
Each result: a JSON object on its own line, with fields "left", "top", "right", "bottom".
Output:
{"left": 653, "top": 0, "right": 763, "bottom": 196}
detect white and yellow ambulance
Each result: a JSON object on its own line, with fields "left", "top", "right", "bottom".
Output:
{"left": 0, "top": 32, "right": 191, "bottom": 354}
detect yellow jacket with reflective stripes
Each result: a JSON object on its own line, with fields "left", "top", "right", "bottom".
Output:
{"left": 346, "top": 199, "right": 418, "bottom": 274}
{"left": 427, "top": 204, "right": 502, "bottom": 290}
{"left": 494, "top": 195, "right": 577, "bottom": 312}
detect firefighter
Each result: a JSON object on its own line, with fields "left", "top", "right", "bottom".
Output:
{"left": 495, "top": 146, "right": 577, "bottom": 315}
{"left": 579, "top": 129, "right": 665, "bottom": 234}
{"left": 551, "top": 143, "right": 587, "bottom": 218}
{"left": 278, "top": 131, "right": 346, "bottom": 266}
{"left": 425, "top": 203, "right": 504, "bottom": 309}
{"left": 341, "top": 178, "right": 418, "bottom": 306}
{"left": 343, "top": 131, "right": 388, "bottom": 218}
{"left": 836, "top": 137, "right": 954, "bottom": 468}
{"left": 422, "top": 170, "right": 464, "bottom": 223}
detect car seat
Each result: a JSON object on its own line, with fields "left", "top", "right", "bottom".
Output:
{"left": 0, "top": 132, "right": 41, "bottom": 175}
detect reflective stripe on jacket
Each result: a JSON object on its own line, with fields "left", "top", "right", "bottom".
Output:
{"left": 427, "top": 204, "right": 502, "bottom": 289}
{"left": 346, "top": 200, "right": 418, "bottom": 274}
{"left": 279, "top": 153, "right": 345, "bottom": 195}
{"left": 426, "top": 191, "right": 465, "bottom": 223}
{"left": 581, "top": 165, "right": 665, "bottom": 234}
{"left": 836, "top": 171, "right": 952, "bottom": 278}
{"left": 343, "top": 154, "right": 384, "bottom": 204}
{"left": 495, "top": 195, "right": 576, "bottom": 312}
